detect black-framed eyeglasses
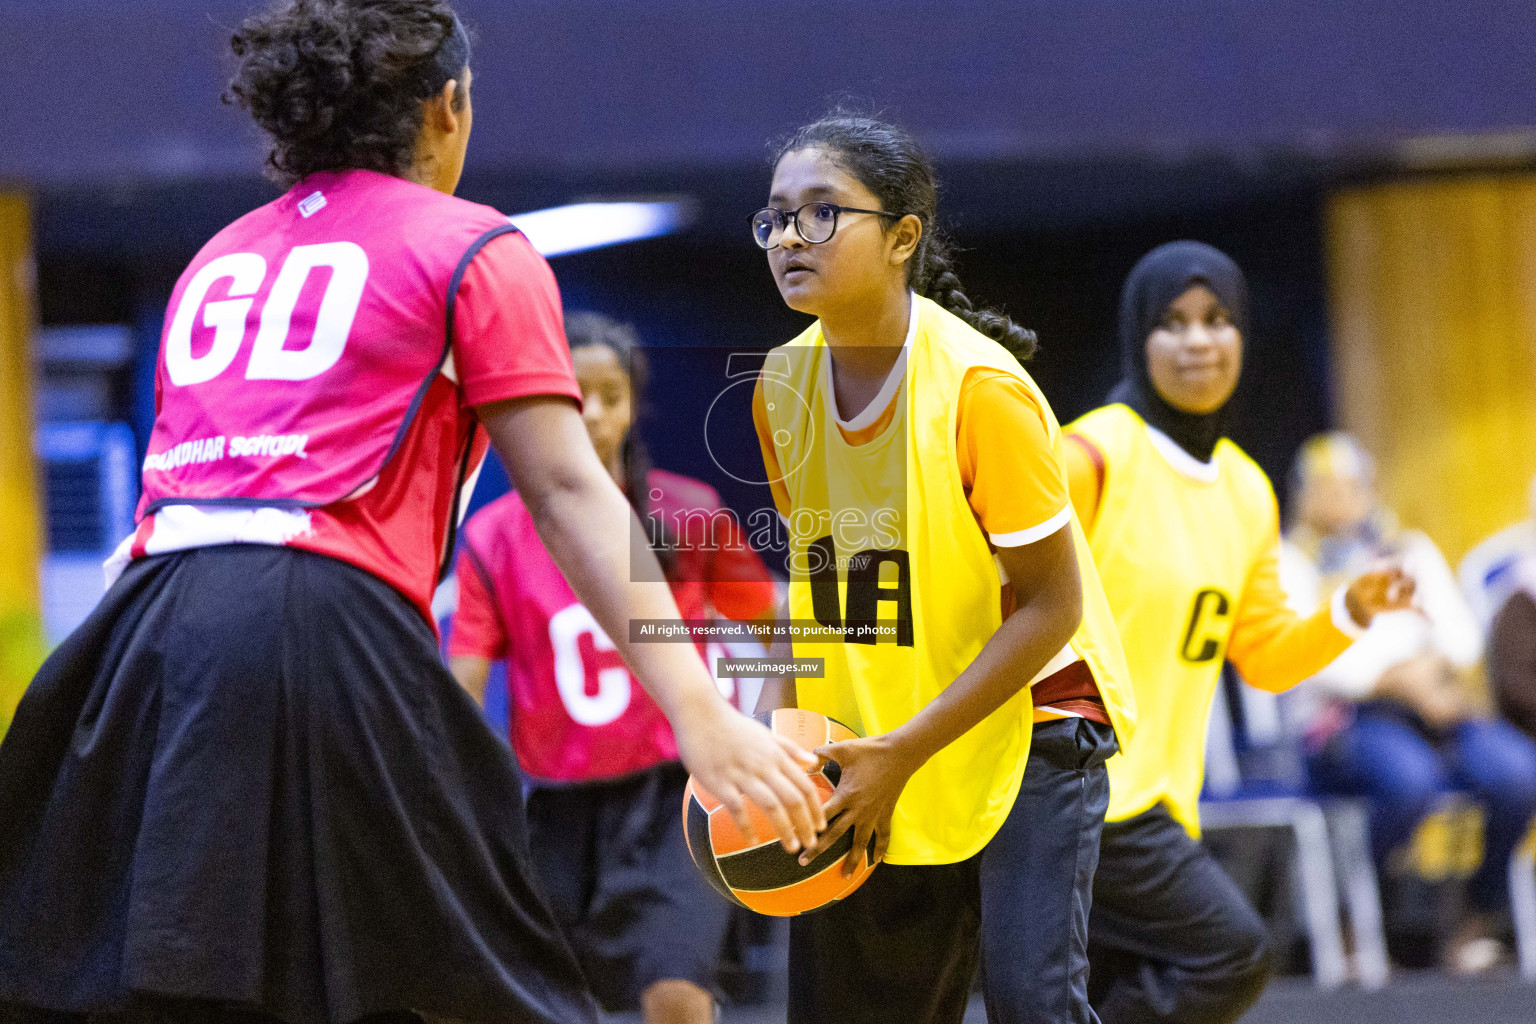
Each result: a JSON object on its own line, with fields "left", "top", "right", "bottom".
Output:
{"left": 749, "top": 202, "right": 903, "bottom": 250}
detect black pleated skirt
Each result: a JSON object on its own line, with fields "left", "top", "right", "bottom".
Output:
{"left": 0, "top": 545, "right": 600, "bottom": 1024}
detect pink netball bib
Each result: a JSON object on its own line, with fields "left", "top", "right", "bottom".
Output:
{"left": 139, "top": 169, "right": 515, "bottom": 517}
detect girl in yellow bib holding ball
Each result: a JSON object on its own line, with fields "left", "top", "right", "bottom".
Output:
{"left": 751, "top": 111, "right": 1135, "bottom": 1024}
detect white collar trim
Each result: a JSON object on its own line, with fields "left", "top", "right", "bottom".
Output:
{"left": 821, "top": 290, "right": 918, "bottom": 431}
{"left": 1146, "top": 424, "right": 1220, "bottom": 483}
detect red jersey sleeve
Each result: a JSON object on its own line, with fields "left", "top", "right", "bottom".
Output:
{"left": 447, "top": 541, "right": 509, "bottom": 660}
{"left": 705, "top": 511, "right": 777, "bottom": 621}
{"left": 452, "top": 231, "right": 583, "bottom": 410}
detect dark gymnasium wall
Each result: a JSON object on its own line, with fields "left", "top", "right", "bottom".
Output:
{"left": 12, "top": 0, "right": 1530, "bottom": 530}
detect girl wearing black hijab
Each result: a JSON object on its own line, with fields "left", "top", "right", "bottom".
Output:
{"left": 1060, "top": 241, "right": 1412, "bottom": 1023}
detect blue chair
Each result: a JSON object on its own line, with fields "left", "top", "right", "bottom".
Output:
{"left": 1201, "top": 666, "right": 1389, "bottom": 989}
{"left": 1512, "top": 828, "right": 1536, "bottom": 980}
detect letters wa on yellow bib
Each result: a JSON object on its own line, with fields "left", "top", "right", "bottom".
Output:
{"left": 760, "top": 296, "right": 1135, "bottom": 865}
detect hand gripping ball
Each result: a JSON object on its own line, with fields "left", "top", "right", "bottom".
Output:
{"left": 683, "top": 708, "right": 877, "bottom": 916}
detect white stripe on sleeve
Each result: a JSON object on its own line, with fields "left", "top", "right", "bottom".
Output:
{"left": 989, "top": 504, "right": 1071, "bottom": 548}
{"left": 1330, "top": 584, "right": 1367, "bottom": 639}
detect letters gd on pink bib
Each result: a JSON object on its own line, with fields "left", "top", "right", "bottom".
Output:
{"left": 139, "top": 169, "right": 517, "bottom": 518}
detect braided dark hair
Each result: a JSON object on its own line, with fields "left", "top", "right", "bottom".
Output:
{"left": 775, "top": 111, "right": 1037, "bottom": 361}
{"left": 563, "top": 312, "right": 675, "bottom": 572}
{"left": 226, "top": 0, "right": 470, "bottom": 185}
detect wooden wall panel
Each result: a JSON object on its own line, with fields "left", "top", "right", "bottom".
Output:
{"left": 0, "top": 192, "right": 45, "bottom": 735}
{"left": 1326, "top": 176, "right": 1536, "bottom": 564}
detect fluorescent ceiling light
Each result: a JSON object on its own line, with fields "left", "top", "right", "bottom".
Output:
{"left": 510, "top": 200, "right": 693, "bottom": 258}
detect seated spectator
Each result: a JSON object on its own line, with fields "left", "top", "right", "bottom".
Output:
{"left": 1279, "top": 433, "right": 1536, "bottom": 973}
{"left": 1488, "top": 555, "right": 1536, "bottom": 743}
{"left": 1459, "top": 475, "right": 1536, "bottom": 630}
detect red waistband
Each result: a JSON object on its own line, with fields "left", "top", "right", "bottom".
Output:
{"left": 1032, "top": 658, "right": 1109, "bottom": 725}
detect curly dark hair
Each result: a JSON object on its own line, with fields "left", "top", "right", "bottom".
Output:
{"left": 226, "top": 0, "right": 470, "bottom": 185}
{"left": 776, "top": 110, "right": 1038, "bottom": 361}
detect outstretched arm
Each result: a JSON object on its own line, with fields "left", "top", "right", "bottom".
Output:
{"left": 478, "top": 395, "right": 825, "bottom": 852}
{"left": 1230, "top": 536, "right": 1412, "bottom": 693}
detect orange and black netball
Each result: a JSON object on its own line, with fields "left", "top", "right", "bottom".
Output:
{"left": 683, "top": 708, "right": 877, "bottom": 916}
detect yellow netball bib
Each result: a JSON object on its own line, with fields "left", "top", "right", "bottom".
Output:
{"left": 761, "top": 296, "right": 1135, "bottom": 864}
{"left": 1067, "top": 403, "right": 1280, "bottom": 834}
